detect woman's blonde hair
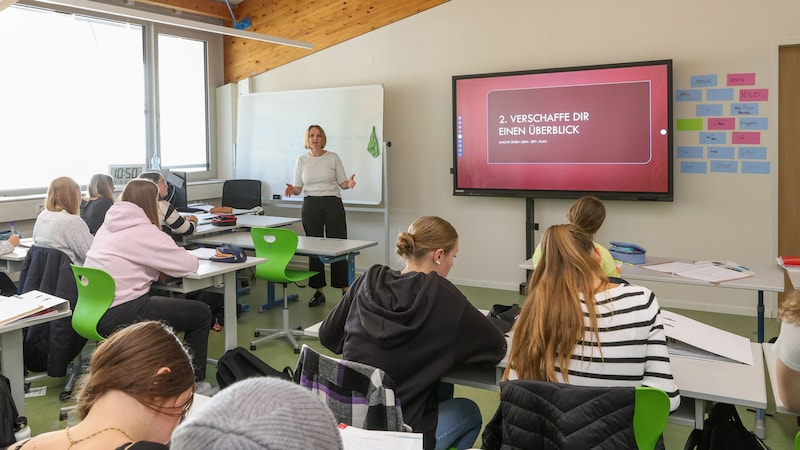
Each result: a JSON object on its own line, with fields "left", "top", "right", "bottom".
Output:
{"left": 567, "top": 196, "right": 606, "bottom": 236}
{"left": 396, "top": 216, "right": 458, "bottom": 261}
{"left": 304, "top": 124, "right": 327, "bottom": 150}
{"left": 504, "top": 224, "right": 607, "bottom": 383}
{"left": 45, "top": 177, "right": 81, "bottom": 214}
{"left": 75, "top": 321, "right": 195, "bottom": 419}
{"left": 780, "top": 291, "right": 800, "bottom": 324}
{"left": 119, "top": 179, "right": 161, "bottom": 227}
{"left": 88, "top": 174, "right": 115, "bottom": 201}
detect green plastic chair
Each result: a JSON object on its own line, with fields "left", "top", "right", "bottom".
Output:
{"left": 249, "top": 227, "right": 317, "bottom": 353}
{"left": 795, "top": 430, "right": 800, "bottom": 450}
{"left": 69, "top": 264, "right": 116, "bottom": 342}
{"left": 633, "top": 387, "right": 671, "bottom": 450}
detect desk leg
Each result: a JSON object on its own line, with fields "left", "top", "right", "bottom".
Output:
{"left": 755, "top": 290, "right": 766, "bottom": 439}
{"left": 694, "top": 399, "right": 705, "bottom": 430}
{"left": 223, "top": 270, "right": 238, "bottom": 351}
{"left": 1, "top": 329, "right": 25, "bottom": 416}
{"left": 347, "top": 253, "right": 356, "bottom": 285}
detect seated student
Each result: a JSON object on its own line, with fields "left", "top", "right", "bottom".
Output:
{"left": 11, "top": 321, "right": 196, "bottom": 449}
{"left": 32, "top": 176, "right": 93, "bottom": 265}
{"left": 319, "top": 216, "right": 507, "bottom": 450}
{"left": 138, "top": 172, "right": 198, "bottom": 237}
{"left": 171, "top": 377, "right": 343, "bottom": 450}
{"left": 505, "top": 224, "right": 680, "bottom": 411}
{"left": 531, "top": 196, "right": 618, "bottom": 278}
{"left": 84, "top": 179, "right": 212, "bottom": 382}
{"left": 80, "top": 173, "right": 116, "bottom": 235}
{"left": 773, "top": 290, "right": 800, "bottom": 411}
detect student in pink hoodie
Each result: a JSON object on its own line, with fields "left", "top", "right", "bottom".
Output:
{"left": 84, "top": 179, "right": 212, "bottom": 381}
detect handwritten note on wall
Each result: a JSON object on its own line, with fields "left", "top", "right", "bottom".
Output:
{"left": 675, "top": 72, "right": 770, "bottom": 175}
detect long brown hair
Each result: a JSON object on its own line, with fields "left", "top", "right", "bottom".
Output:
{"left": 120, "top": 179, "right": 161, "bottom": 226}
{"left": 75, "top": 321, "right": 195, "bottom": 419}
{"left": 45, "top": 176, "right": 81, "bottom": 214}
{"left": 567, "top": 196, "right": 606, "bottom": 236}
{"left": 396, "top": 216, "right": 458, "bottom": 261}
{"left": 504, "top": 224, "right": 607, "bottom": 383}
{"left": 88, "top": 174, "right": 115, "bottom": 201}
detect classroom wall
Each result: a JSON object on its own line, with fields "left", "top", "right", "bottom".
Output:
{"left": 225, "top": 0, "right": 799, "bottom": 318}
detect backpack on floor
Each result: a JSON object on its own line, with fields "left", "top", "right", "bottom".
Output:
{"left": 683, "top": 402, "right": 770, "bottom": 450}
{"left": 0, "top": 374, "right": 21, "bottom": 447}
{"left": 216, "top": 347, "right": 293, "bottom": 389}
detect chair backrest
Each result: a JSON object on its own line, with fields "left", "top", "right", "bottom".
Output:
{"left": 795, "top": 429, "right": 800, "bottom": 450}
{"left": 222, "top": 179, "right": 262, "bottom": 209}
{"left": 250, "top": 227, "right": 299, "bottom": 284}
{"left": 69, "top": 265, "right": 116, "bottom": 342}
{"left": 633, "top": 387, "right": 670, "bottom": 450}
{"left": 293, "top": 345, "right": 405, "bottom": 432}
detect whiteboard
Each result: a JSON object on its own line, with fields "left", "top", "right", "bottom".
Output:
{"left": 235, "top": 85, "right": 384, "bottom": 205}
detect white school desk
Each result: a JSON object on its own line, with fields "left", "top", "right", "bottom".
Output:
{"left": 0, "top": 238, "right": 34, "bottom": 274}
{"left": 156, "top": 256, "right": 265, "bottom": 351}
{"left": 520, "top": 256, "right": 785, "bottom": 343}
{"left": 305, "top": 318, "right": 766, "bottom": 432}
{"left": 192, "top": 215, "right": 300, "bottom": 236}
{"left": 0, "top": 309, "right": 72, "bottom": 416}
{"left": 781, "top": 265, "right": 800, "bottom": 291}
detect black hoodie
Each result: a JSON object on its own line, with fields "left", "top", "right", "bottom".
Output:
{"left": 319, "top": 264, "right": 507, "bottom": 449}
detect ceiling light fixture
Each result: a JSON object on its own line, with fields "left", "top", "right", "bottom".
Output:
{"left": 33, "top": 0, "right": 314, "bottom": 49}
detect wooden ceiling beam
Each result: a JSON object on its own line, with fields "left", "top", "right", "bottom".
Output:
{"left": 137, "top": 0, "right": 232, "bottom": 21}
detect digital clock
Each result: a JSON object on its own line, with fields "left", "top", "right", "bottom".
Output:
{"left": 108, "top": 165, "right": 147, "bottom": 186}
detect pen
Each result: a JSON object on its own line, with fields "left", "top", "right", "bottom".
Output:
{"left": 9, "top": 221, "right": 14, "bottom": 235}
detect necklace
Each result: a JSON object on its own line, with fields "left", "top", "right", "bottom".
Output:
{"left": 65, "top": 425, "right": 134, "bottom": 449}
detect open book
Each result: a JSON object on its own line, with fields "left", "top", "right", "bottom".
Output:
{"left": 642, "top": 260, "right": 754, "bottom": 283}
{"left": 0, "top": 290, "right": 70, "bottom": 327}
{"left": 662, "top": 310, "right": 753, "bottom": 365}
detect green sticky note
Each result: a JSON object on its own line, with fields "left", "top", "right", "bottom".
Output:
{"left": 367, "top": 126, "right": 380, "bottom": 158}
{"left": 676, "top": 118, "right": 703, "bottom": 131}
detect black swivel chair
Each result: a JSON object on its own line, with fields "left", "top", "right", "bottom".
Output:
{"left": 221, "top": 179, "right": 262, "bottom": 210}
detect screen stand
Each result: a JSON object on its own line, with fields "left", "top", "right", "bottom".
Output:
{"left": 521, "top": 197, "right": 538, "bottom": 295}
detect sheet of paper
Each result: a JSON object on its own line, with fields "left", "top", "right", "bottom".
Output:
{"left": 662, "top": 310, "right": 753, "bottom": 365}
{"left": 338, "top": 425, "right": 423, "bottom": 450}
{"left": 187, "top": 248, "right": 217, "bottom": 260}
{"left": 642, "top": 261, "right": 696, "bottom": 273}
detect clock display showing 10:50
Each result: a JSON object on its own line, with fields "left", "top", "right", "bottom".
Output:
{"left": 108, "top": 165, "right": 147, "bottom": 186}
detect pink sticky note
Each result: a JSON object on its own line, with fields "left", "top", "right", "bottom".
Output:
{"left": 727, "top": 73, "right": 756, "bottom": 86}
{"left": 707, "top": 118, "right": 735, "bottom": 130}
{"left": 732, "top": 132, "right": 761, "bottom": 144}
{"left": 739, "top": 89, "right": 769, "bottom": 102}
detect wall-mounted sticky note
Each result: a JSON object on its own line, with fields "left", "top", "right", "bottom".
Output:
{"left": 742, "top": 161, "right": 771, "bottom": 174}
{"left": 691, "top": 75, "right": 718, "bottom": 88}
{"left": 676, "top": 90, "right": 702, "bottom": 102}
{"left": 728, "top": 73, "right": 756, "bottom": 86}
{"left": 731, "top": 103, "right": 759, "bottom": 115}
{"left": 706, "top": 88, "right": 735, "bottom": 101}
{"left": 707, "top": 118, "right": 735, "bottom": 130}
{"left": 738, "top": 118, "right": 768, "bottom": 130}
{"left": 699, "top": 132, "right": 727, "bottom": 144}
{"left": 739, "top": 89, "right": 769, "bottom": 102}
{"left": 677, "top": 146, "right": 704, "bottom": 158}
{"left": 708, "top": 147, "right": 735, "bottom": 159}
{"left": 681, "top": 161, "right": 707, "bottom": 174}
{"left": 710, "top": 160, "right": 739, "bottom": 173}
{"left": 732, "top": 132, "right": 761, "bottom": 145}
{"left": 677, "top": 118, "right": 703, "bottom": 131}
{"left": 738, "top": 147, "right": 767, "bottom": 160}
{"left": 696, "top": 104, "right": 724, "bottom": 116}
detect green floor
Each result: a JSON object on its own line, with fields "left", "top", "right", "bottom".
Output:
{"left": 24, "top": 278, "right": 799, "bottom": 449}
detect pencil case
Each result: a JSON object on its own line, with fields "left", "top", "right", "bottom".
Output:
{"left": 609, "top": 241, "right": 647, "bottom": 265}
{"left": 211, "top": 214, "right": 237, "bottom": 226}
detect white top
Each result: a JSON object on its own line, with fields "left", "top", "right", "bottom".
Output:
{"left": 0, "top": 241, "right": 13, "bottom": 256}
{"left": 32, "top": 209, "right": 93, "bottom": 265}
{"left": 773, "top": 320, "right": 800, "bottom": 371}
{"left": 293, "top": 151, "right": 348, "bottom": 197}
{"left": 509, "top": 284, "right": 681, "bottom": 411}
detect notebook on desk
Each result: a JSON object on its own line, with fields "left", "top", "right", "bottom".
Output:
{"left": 0, "top": 290, "right": 70, "bottom": 327}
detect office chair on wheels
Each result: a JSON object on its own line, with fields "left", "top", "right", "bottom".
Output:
{"left": 221, "top": 179, "right": 262, "bottom": 210}
{"left": 249, "top": 227, "right": 317, "bottom": 353}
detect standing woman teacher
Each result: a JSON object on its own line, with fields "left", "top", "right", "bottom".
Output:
{"left": 285, "top": 124, "right": 356, "bottom": 307}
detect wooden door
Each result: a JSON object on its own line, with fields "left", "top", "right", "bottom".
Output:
{"left": 778, "top": 45, "right": 800, "bottom": 302}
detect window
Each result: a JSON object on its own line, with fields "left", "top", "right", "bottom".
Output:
{"left": 0, "top": 4, "right": 220, "bottom": 194}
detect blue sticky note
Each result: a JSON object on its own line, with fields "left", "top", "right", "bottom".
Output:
{"left": 707, "top": 146, "right": 735, "bottom": 159}
{"left": 706, "top": 88, "right": 734, "bottom": 101}
{"left": 676, "top": 90, "right": 702, "bottom": 102}
{"left": 681, "top": 161, "right": 707, "bottom": 174}
{"left": 738, "top": 118, "right": 768, "bottom": 130}
{"left": 696, "top": 104, "right": 724, "bottom": 116}
{"left": 738, "top": 147, "right": 767, "bottom": 160}
{"left": 731, "top": 103, "right": 759, "bottom": 115}
{"left": 691, "top": 75, "right": 718, "bottom": 88}
{"left": 677, "top": 146, "right": 704, "bottom": 158}
{"left": 742, "top": 161, "right": 771, "bottom": 174}
{"left": 710, "top": 160, "right": 739, "bottom": 173}
{"left": 699, "top": 132, "right": 727, "bottom": 144}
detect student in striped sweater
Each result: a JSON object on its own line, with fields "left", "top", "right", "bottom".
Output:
{"left": 504, "top": 224, "right": 680, "bottom": 411}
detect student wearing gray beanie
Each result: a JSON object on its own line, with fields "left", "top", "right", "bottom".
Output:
{"left": 170, "top": 377, "right": 344, "bottom": 450}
